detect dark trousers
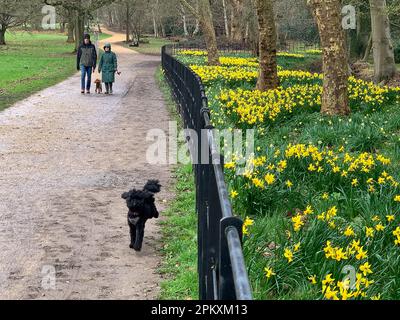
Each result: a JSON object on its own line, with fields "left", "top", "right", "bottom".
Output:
{"left": 105, "top": 83, "right": 113, "bottom": 92}
{"left": 80, "top": 65, "right": 92, "bottom": 91}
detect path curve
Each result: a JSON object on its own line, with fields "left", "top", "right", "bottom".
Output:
{"left": 0, "top": 30, "right": 171, "bottom": 299}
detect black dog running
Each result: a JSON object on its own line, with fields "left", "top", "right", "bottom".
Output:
{"left": 122, "top": 180, "right": 162, "bottom": 251}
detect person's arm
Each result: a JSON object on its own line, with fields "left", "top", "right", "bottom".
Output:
{"left": 92, "top": 45, "right": 97, "bottom": 71}
{"left": 76, "top": 45, "right": 82, "bottom": 71}
{"left": 113, "top": 53, "right": 118, "bottom": 72}
{"left": 98, "top": 54, "right": 103, "bottom": 73}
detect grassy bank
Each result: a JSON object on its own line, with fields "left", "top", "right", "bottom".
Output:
{"left": 155, "top": 67, "right": 198, "bottom": 300}
{"left": 177, "top": 50, "right": 400, "bottom": 300}
{"left": 128, "top": 37, "right": 174, "bottom": 55}
{"left": 0, "top": 32, "right": 77, "bottom": 111}
{"left": 0, "top": 31, "right": 111, "bottom": 111}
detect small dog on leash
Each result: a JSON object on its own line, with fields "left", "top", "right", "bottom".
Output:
{"left": 94, "top": 79, "right": 103, "bottom": 94}
{"left": 122, "top": 180, "right": 162, "bottom": 252}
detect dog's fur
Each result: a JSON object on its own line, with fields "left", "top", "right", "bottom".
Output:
{"left": 94, "top": 79, "right": 102, "bottom": 94}
{"left": 122, "top": 180, "right": 162, "bottom": 251}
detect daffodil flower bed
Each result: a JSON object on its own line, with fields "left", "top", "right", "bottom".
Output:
{"left": 175, "top": 51, "right": 400, "bottom": 300}
{"left": 189, "top": 65, "right": 321, "bottom": 87}
{"left": 217, "top": 79, "right": 399, "bottom": 127}
{"left": 179, "top": 50, "right": 208, "bottom": 56}
{"left": 225, "top": 143, "right": 400, "bottom": 300}
{"left": 178, "top": 49, "right": 306, "bottom": 59}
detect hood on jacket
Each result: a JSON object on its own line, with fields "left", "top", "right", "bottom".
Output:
{"left": 104, "top": 43, "right": 112, "bottom": 51}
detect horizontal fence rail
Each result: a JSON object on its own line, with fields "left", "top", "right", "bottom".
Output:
{"left": 161, "top": 45, "right": 253, "bottom": 300}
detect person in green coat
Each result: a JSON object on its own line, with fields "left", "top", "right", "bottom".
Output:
{"left": 98, "top": 43, "right": 118, "bottom": 94}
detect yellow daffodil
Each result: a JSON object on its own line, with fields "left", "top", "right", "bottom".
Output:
{"left": 284, "top": 248, "right": 294, "bottom": 263}
{"left": 359, "top": 262, "right": 373, "bottom": 276}
{"left": 230, "top": 190, "right": 239, "bottom": 199}
{"left": 264, "top": 267, "right": 276, "bottom": 279}
{"left": 344, "top": 226, "right": 356, "bottom": 237}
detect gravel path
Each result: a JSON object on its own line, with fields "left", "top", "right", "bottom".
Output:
{"left": 0, "top": 31, "right": 172, "bottom": 299}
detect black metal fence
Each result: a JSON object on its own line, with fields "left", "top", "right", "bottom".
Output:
{"left": 161, "top": 45, "right": 253, "bottom": 300}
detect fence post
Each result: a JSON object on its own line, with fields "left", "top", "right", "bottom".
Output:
{"left": 219, "top": 216, "right": 244, "bottom": 300}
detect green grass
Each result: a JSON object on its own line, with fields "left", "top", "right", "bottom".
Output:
{"left": 0, "top": 31, "right": 112, "bottom": 111}
{"left": 177, "top": 52, "right": 400, "bottom": 300}
{"left": 0, "top": 31, "right": 76, "bottom": 111}
{"left": 98, "top": 33, "right": 113, "bottom": 41}
{"left": 127, "top": 37, "right": 174, "bottom": 55}
{"left": 158, "top": 164, "right": 198, "bottom": 300}
{"left": 155, "top": 67, "right": 198, "bottom": 300}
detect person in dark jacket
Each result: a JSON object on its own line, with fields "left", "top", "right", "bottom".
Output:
{"left": 77, "top": 34, "right": 97, "bottom": 94}
{"left": 98, "top": 43, "right": 118, "bottom": 95}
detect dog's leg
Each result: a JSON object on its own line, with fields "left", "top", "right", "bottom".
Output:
{"left": 133, "top": 219, "right": 147, "bottom": 252}
{"left": 129, "top": 219, "right": 137, "bottom": 249}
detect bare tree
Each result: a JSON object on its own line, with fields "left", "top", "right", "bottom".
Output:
{"left": 180, "top": 0, "right": 220, "bottom": 65}
{"left": 45, "top": 0, "right": 116, "bottom": 51}
{"left": 0, "top": 0, "right": 41, "bottom": 45}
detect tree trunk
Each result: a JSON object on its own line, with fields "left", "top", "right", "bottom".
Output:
{"left": 255, "top": 0, "right": 279, "bottom": 91}
{"left": 67, "top": 22, "right": 75, "bottom": 43}
{"left": 231, "top": 0, "right": 244, "bottom": 42}
{"left": 152, "top": 9, "right": 159, "bottom": 37}
{"left": 160, "top": 20, "right": 166, "bottom": 38}
{"left": 369, "top": 0, "right": 396, "bottom": 83}
{"left": 199, "top": 0, "right": 220, "bottom": 65}
{"left": 193, "top": 18, "right": 200, "bottom": 36}
{"left": 182, "top": 8, "right": 189, "bottom": 37}
{"left": 74, "top": 14, "right": 85, "bottom": 52}
{"left": 193, "top": 0, "right": 200, "bottom": 36}
{"left": 362, "top": 33, "right": 373, "bottom": 61}
{"left": 0, "top": 27, "right": 6, "bottom": 45}
{"left": 126, "top": 2, "right": 130, "bottom": 43}
{"left": 108, "top": 10, "right": 113, "bottom": 27}
{"left": 222, "top": 0, "right": 230, "bottom": 38}
{"left": 309, "top": 0, "right": 350, "bottom": 116}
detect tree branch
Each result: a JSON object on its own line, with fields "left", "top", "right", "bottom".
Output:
{"left": 179, "top": 0, "right": 200, "bottom": 19}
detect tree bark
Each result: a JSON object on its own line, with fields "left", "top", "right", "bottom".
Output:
{"left": 0, "top": 27, "right": 6, "bottom": 45}
{"left": 255, "top": 0, "right": 279, "bottom": 91}
{"left": 74, "top": 13, "right": 85, "bottom": 52}
{"left": 152, "top": 9, "right": 159, "bottom": 37}
{"left": 199, "top": 0, "right": 220, "bottom": 65}
{"left": 160, "top": 20, "right": 166, "bottom": 38}
{"left": 309, "top": 0, "right": 350, "bottom": 116}
{"left": 362, "top": 33, "right": 372, "bottom": 61}
{"left": 222, "top": 0, "right": 230, "bottom": 38}
{"left": 231, "top": 0, "right": 244, "bottom": 42}
{"left": 193, "top": 0, "right": 200, "bottom": 36}
{"left": 181, "top": 5, "right": 189, "bottom": 37}
{"left": 67, "top": 19, "right": 75, "bottom": 43}
{"left": 180, "top": 0, "right": 220, "bottom": 65}
{"left": 126, "top": 2, "right": 130, "bottom": 43}
{"left": 369, "top": 0, "right": 396, "bottom": 83}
